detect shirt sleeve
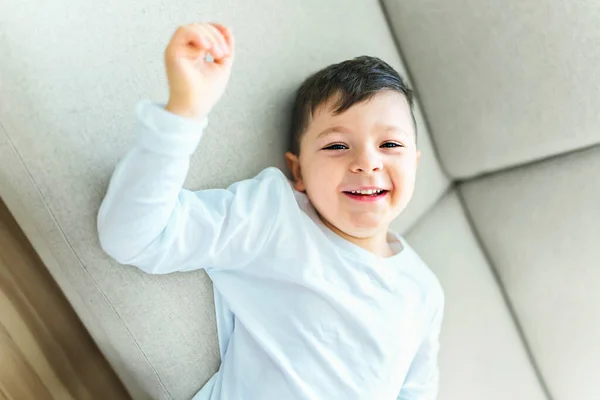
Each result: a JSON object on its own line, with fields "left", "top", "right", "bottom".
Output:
{"left": 97, "top": 100, "right": 289, "bottom": 274}
{"left": 397, "top": 293, "right": 445, "bottom": 400}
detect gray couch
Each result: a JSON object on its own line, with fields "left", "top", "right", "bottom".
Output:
{"left": 1, "top": 1, "right": 599, "bottom": 399}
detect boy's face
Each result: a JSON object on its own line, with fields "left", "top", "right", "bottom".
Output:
{"left": 286, "top": 91, "right": 420, "bottom": 240}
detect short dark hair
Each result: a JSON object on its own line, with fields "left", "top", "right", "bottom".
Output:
{"left": 288, "top": 55, "right": 416, "bottom": 155}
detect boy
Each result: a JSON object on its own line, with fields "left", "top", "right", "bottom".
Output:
{"left": 98, "top": 22, "right": 444, "bottom": 400}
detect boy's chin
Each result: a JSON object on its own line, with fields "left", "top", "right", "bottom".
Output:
{"left": 338, "top": 216, "right": 391, "bottom": 239}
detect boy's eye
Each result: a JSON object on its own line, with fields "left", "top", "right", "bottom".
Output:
{"left": 380, "top": 142, "right": 404, "bottom": 148}
{"left": 323, "top": 143, "right": 348, "bottom": 150}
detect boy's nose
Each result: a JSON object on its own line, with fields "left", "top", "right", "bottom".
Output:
{"left": 350, "top": 150, "right": 383, "bottom": 173}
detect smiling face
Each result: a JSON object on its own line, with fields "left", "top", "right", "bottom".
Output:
{"left": 286, "top": 90, "right": 420, "bottom": 247}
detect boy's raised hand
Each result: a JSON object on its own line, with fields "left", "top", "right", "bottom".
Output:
{"left": 164, "top": 22, "right": 235, "bottom": 120}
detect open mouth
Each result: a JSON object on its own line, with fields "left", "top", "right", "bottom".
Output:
{"left": 344, "top": 189, "right": 387, "bottom": 196}
{"left": 342, "top": 189, "right": 390, "bottom": 200}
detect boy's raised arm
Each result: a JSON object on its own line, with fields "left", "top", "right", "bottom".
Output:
{"left": 97, "top": 23, "right": 281, "bottom": 273}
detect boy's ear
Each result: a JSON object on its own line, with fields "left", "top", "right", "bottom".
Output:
{"left": 285, "top": 152, "right": 306, "bottom": 192}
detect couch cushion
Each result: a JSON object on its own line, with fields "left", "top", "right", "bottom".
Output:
{"left": 405, "top": 190, "right": 548, "bottom": 400}
{"left": 460, "top": 146, "right": 600, "bottom": 400}
{"left": 383, "top": 0, "right": 600, "bottom": 179}
{"left": 0, "top": 0, "right": 449, "bottom": 398}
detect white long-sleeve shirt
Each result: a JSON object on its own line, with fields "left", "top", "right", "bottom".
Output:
{"left": 97, "top": 100, "right": 445, "bottom": 400}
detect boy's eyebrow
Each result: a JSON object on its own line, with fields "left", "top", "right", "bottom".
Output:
{"left": 381, "top": 125, "right": 411, "bottom": 138}
{"left": 316, "top": 125, "right": 354, "bottom": 140}
{"left": 316, "top": 125, "right": 412, "bottom": 140}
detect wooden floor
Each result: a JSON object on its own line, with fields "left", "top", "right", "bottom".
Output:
{"left": 0, "top": 199, "right": 130, "bottom": 400}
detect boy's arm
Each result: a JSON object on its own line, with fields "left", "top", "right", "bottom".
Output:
{"left": 97, "top": 100, "right": 284, "bottom": 274}
{"left": 97, "top": 23, "right": 285, "bottom": 273}
{"left": 397, "top": 295, "right": 445, "bottom": 400}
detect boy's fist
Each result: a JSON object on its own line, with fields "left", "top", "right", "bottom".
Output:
{"left": 164, "top": 22, "right": 235, "bottom": 120}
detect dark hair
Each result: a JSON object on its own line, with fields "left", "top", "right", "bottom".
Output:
{"left": 288, "top": 55, "right": 416, "bottom": 155}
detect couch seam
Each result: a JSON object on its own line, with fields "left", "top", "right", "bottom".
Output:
{"left": 456, "top": 142, "right": 600, "bottom": 184}
{"left": 455, "top": 186, "right": 555, "bottom": 400}
{"left": 0, "top": 124, "right": 174, "bottom": 400}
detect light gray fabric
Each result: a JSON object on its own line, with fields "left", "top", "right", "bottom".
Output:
{"left": 383, "top": 0, "right": 600, "bottom": 179}
{"left": 0, "top": 0, "right": 448, "bottom": 398}
{"left": 460, "top": 146, "right": 600, "bottom": 400}
{"left": 406, "top": 191, "right": 548, "bottom": 400}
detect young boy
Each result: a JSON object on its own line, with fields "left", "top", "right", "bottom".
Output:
{"left": 98, "top": 22, "right": 444, "bottom": 400}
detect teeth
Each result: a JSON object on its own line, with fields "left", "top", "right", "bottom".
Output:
{"left": 350, "top": 189, "right": 384, "bottom": 195}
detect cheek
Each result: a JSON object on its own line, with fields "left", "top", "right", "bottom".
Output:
{"left": 302, "top": 157, "right": 345, "bottom": 207}
{"left": 387, "top": 159, "right": 417, "bottom": 189}
{"left": 390, "top": 165, "right": 418, "bottom": 207}
{"left": 304, "top": 156, "right": 344, "bottom": 186}
{"left": 397, "top": 166, "right": 417, "bottom": 187}
{"left": 390, "top": 155, "right": 417, "bottom": 180}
